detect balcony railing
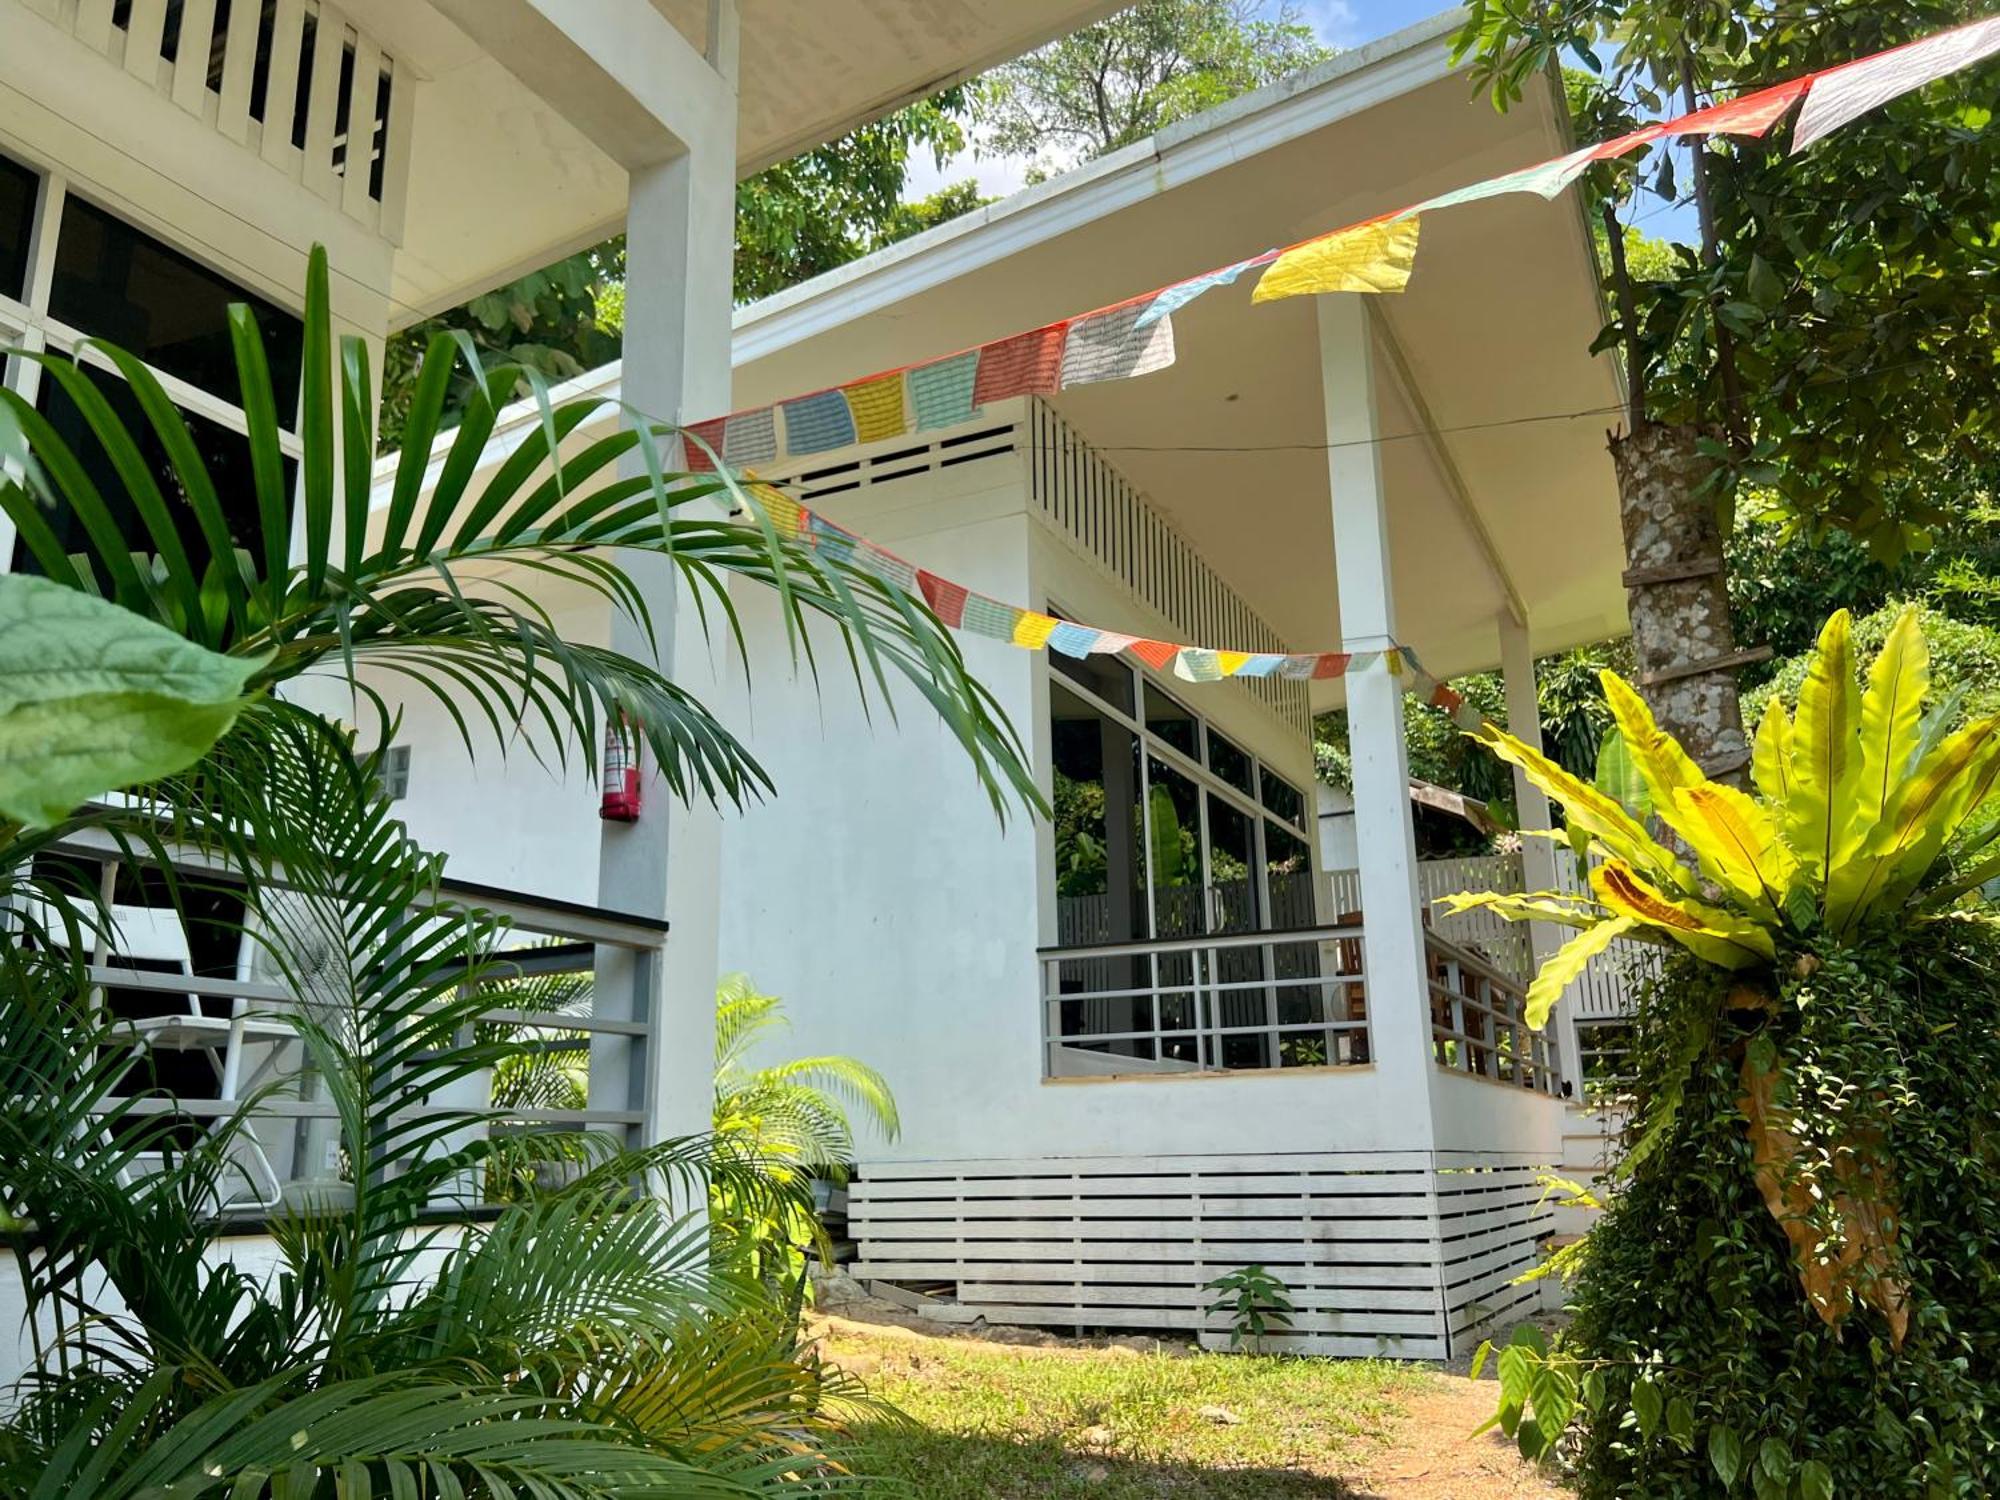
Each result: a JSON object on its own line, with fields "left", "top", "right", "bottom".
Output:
{"left": 11, "top": 841, "right": 666, "bottom": 1218}
{"left": 1039, "top": 924, "right": 1371, "bottom": 1078}
{"left": 1425, "top": 931, "right": 1559, "bottom": 1095}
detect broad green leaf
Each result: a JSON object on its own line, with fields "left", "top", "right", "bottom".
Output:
{"left": 1632, "top": 1377, "right": 1662, "bottom": 1438}
{"left": 1594, "top": 726, "right": 1650, "bottom": 818}
{"left": 1788, "top": 610, "right": 1861, "bottom": 878}
{"left": 1752, "top": 699, "right": 1792, "bottom": 807}
{"left": 1469, "top": 1339, "right": 1494, "bottom": 1381}
{"left": 1526, "top": 917, "right": 1639, "bottom": 1028}
{"left": 1600, "top": 672, "right": 1705, "bottom": 825}
{"left": 0, "top": 575, "right": 261, "bottom": 823}
{"left": 1709, "top": 1423, "right": 1744, "bottom": 1488}
{"left": 1759, "top": 1436, "right": 1792, "bottom": 1480}
{"left": 1666, "top": 1394, "right": 1694, "bottom": 1448}
{"left": 1797, "top": 1457, "right": 1834, "bottom": 1500}
{"left": 1849, "top": 606, "right": 1928, "bottom": 842}
{"left": 1581, "top": 1368, "right": 1606, "bottom": 1412}
{"left": 1591, "top": 860, "right": 1776, "bottom": 969}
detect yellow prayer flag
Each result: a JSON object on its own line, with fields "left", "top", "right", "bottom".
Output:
{"left": 843, "top": 374, "right": 908, "bottom": 444}
{"left": 1251, "top": 217, "right": 1421, "bottom": 303}
{"left": 1012, "top": 612, "right": 1061, "bottom": 649}
{"left": 1215, "top": 650, "right": 1252, "bottom": 677}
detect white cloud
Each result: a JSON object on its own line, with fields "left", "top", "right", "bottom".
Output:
{"left": 901, "top": 145, "right": 1032, "bottom": 205}
{"left": 1283, "top": 0, "right": 1361, "bottom": 47}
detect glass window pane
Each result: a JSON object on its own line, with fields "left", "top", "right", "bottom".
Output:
{"left": 1144, "top": 683, "right": 1199, "bottom": 761}
{"left": 0, "top": 152, "right": 36, "bottom": 302}
{"left": 1260, "top": 766, "right": 1305, "bottom": 828}
{"left": 1205, "top": 730, "right": 1253, "bottom": 796}
{"left": 1146, "top": 756, "right": 1203, "bottom": 939}
{"left": 1207, "top": 794, "right": 1268, "bottom": 1070}
{"left": 1050, "top": 684, "right": 1146, "bottom": 945}
{"left": 50, "top": 195, "right": 304, "bottom": 416}
{"left": 1265, "top": 822, "right": 1316, "bottom": 929}
{"left": 1050, "top": 641, "right": 1134, "bottom": 716}
{"left": 22, "top": 363, "right": 292, "bottom": 582}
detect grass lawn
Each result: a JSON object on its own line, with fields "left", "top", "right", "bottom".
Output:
{"left": 819, "top": 1317, "right": 1441, "bottom": 1498}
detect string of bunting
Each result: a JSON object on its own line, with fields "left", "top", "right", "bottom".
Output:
{"left": 744, "top": 481, "right": 1482, "bottom": 723}
{"left": 682, "top": 14, "right": 2000, "bottom": 477}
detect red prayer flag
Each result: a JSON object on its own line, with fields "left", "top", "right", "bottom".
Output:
{"left": 681, "top": 417, "right": 727, "bottom": 473}
{"left": 1311, "top": 653, "right": 1353, "bottom": 680}
{"left": 1667, "top": 76, "right": 1812, "bottom": 137}
{"left": 1127, "top": 639, "right": 1180, "bottom": 670}
{"left": 918, "top": 570, "right": 969, "bottom": 627}
{"left": 972, "top": 324, "right": 1070, "bottom": 406}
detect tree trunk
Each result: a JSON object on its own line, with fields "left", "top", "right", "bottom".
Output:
{"left": 1609, "top": 420, "right": 1751, "bottom": 780}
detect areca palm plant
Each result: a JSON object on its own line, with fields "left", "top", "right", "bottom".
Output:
{"left": 0, "top": 244, "right": 1023, "bottom": 1491}
{"left": 712, "top": 975, "right": 900, "bottom": 1280}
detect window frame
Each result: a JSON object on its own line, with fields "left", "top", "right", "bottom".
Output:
{"left": 1043, "top": 629, "right": 1313, "bottom": 951}
{"left": 0, "top": 161, "right": 306, "bottom": 568}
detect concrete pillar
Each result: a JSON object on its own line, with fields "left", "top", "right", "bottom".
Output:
{"left": 1499, "top": 612, "right": 1576, "bottom": 1090}
{"left": 593, "top": 0, "right": 739, "bottom": 1157}
{"left": 1316, "top": 294, "right": 1437, "bottom": 1146}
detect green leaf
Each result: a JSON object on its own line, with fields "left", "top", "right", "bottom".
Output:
{"left": 1760, "top": 1436, "right": 1792, "bottom": 1480}
{"left": 1595, "top": 727, "right": 1651, "bottom": 818}
{"left": 1582, "top": 1369, "right": 1606, "bottom": 1412}
{"left": 1797, "top": 1458, "right": 1834, "bottom": 1500}
{"left": 1710, "top": 1423, "right": 1744, "bottom": 1488}
{"left": 1747, "top": 252, "right": 1784, "bottom": 311}
{"left": 1666, "top": 1395, "right": 1695, "bottom": 1449}
{"left": 0, "top": 575, "right": 261, "bottom": 823}
{"left": 1632, "top": 1377, "right": 1662, "bottom": 1438}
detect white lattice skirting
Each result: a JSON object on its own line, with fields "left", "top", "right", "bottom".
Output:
{"left": 847, "top": 1150, "right": 1555, "bottom": 1359}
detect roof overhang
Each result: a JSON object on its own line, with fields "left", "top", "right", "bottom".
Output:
{"left": 356, "top": 0, "right": 1124, "bottom": 322}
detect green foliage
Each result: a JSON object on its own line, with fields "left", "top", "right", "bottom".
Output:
{"left": 1559, "top": 936, "right": 2000, "bottom": 1496}
{"left": 1, "top": 244, "right": 1038, "bottom": 827}
{"left": 1201, "top": 1263, "right": 1296, "bottom": 1351}
{"left": 1458, "top": 1, "right": 2000, "bottom": 558}
{"left": 970, "top": 0, "right": 1332, "bottom": 178}
{"left": 0, "top": 575, "right": 262, "bottom": 824}
{"left": 712, "top": 975, "right": 899, "bottom": 1283}
{"left": 734, "top": 89, "right": 972, "bottom": 301}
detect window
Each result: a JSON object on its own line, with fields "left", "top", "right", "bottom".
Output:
{"left": 1043, "top": 648, "right": 1360, "bottom": 1075}
{"left": 0, "top": 154, "right": 303, "bottom": 581}
{"left": 375, "top": 745, "right": 411, "bottom": 801}
{"left": 0, "top": 154, "right": 35, "bottom": 302}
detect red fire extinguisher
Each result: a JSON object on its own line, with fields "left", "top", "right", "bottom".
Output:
{"left": 600, "top": 716, "right": 642, "bottom": 822}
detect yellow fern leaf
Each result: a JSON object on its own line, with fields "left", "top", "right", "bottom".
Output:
{"left": 1671, "top": 783, "right": 1800, "bottom": 919}
{"left": 1601, "top": 671, "right": 1707, "bottom": 820}
{"left": 1787, "top": 610, "right": 1861, "bottom": 878}
{"left": 1752, "top": 699, "right": 1793, "bottom": 808}
{"left": 1435, "top": 890, "right": 1604, "bottom": 929}
{"left": 1849, "top": 606, "right": 1929, "bottom": 846}
{"left": 1591, "top": 860, "right": 1775, "bottom": 969}
{"left": 1473, "top": 724, "right": 1695, "bottom": 893}
{"left": 1526, "top": 917, "right": 1638, "bottom": 1029}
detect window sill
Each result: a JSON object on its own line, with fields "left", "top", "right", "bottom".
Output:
{"left": 1042, "top": 1062, "right": 1378, "bottom": 1086}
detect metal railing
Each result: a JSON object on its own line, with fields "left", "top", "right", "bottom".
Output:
{"left": 9, "top": 843, "right": 666, "bottom": 1216}
{"left": 1039, "top": 924, "right": 1370, "bottom": 1078}
{"left": 1425, "top": 930, "right": 1559, "bottom": 1095}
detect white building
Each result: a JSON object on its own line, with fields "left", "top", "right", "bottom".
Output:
{"left": 370, "top": 13, "right": 1634, "bottom": 1358}
{"left": 0, "top": 0, "right": 1119, "bottom": 1381}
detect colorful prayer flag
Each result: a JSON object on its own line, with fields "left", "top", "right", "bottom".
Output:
{"left": 1668, "top": 76, "right": 1812, "bottom": 138}
{"left": 917, "top": 570, "right": 968, "bottom": 626}
{"left": 1792, "top": 16, "right": 2000, "bottom": 153}
{"left": 1047, "top": 622, "right": 1101, "bottom": 658}
{"left": 1135, "top": 254, "right": 1272, "bottom": 329}
{"left": 1175, "top": 649, "right": 1224, "bottom": 682}
{"left": 1061, "top": 303, "right": 1177, "bottom": 387}
{"left": 908, "top": 350, "right": 980, "bottom": 430}
{"left": 781, "top": 389, "right": 857, "bottom": 455}
{"left": 844, "top": 373, "right": 908, "bottom": 444}
{"left": 1310, "top": 653, "right": 1352, "bottom": 680}
{"left": 1087, "top": 631, "right": 1141, "bottom": 655}
{"left": 681, "top": 416, "right": 727, "bottom": 472}
{"left": 1405, "top": 146, "right": 1602, "bottom": 213}
{"left": 1128, "top": 640, "right": 1180, "bottom": 670}
{"left": 961, "top": 593, "right": 1023, "bottom": 641}
{"left": 1234, "top": 654, "right": 1287, "bottom": 678}
{"left": 747, "top": 485, "right": 803, "bottom": 538}
{"left": 722, "top": 407, "right": 778, "bottom": 467}
{"left": 1013, "top": 612, "right": 1061, "bottom": 649}
{"left": 972, "top": 325, "right": 1069, "bottom": 405}
{"left": 1252, "top": 217, "right": 1422, "bottom": 303}
{"left": 856, "top": 541, "right": 917, "bottom": 592}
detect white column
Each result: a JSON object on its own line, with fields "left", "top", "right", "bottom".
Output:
{"left": 1317, "top": 295, "right": 1437, "bottom": 1145}
{"left": 593, "top": 1, "right": 739, "bottom": 1155}
{"left": 1498, "top": 613, "right": 1576, "bottom": 1088}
